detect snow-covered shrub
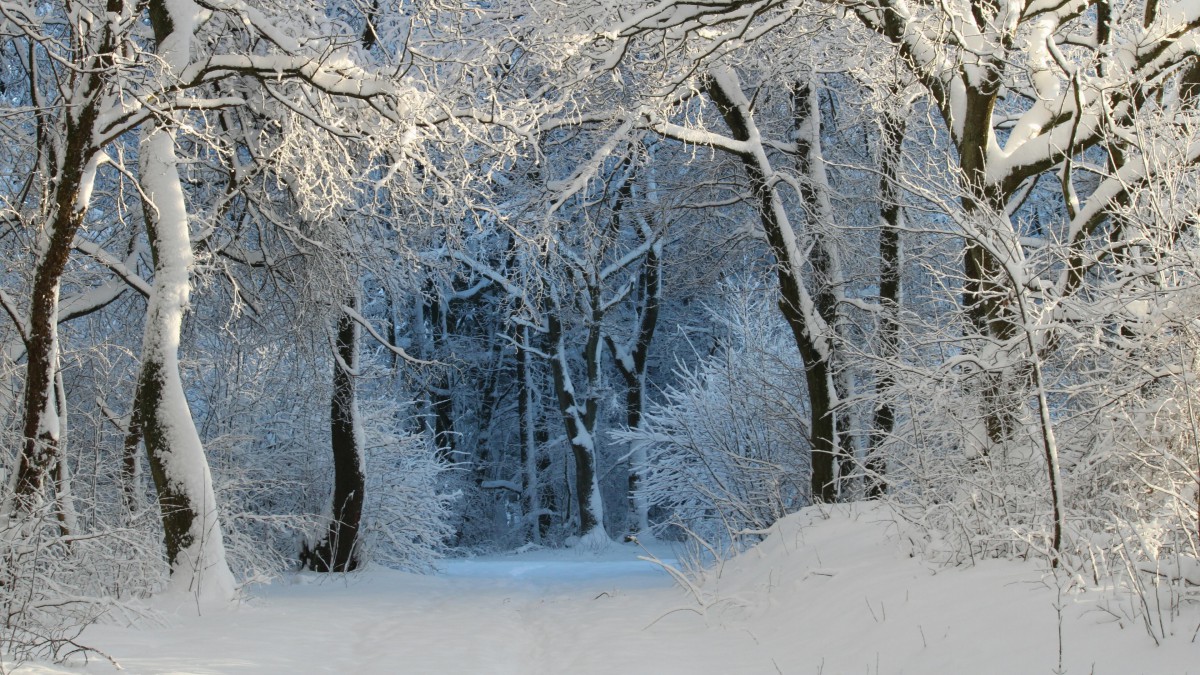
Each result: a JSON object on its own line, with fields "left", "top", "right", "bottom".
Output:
{"left": 1060, "top": 130, "right": 1200, "bottom": 596}
{"left": 0, "top": 488, "right": 163, "bottom": 668}
{"left": 211, "top": 433, "right": 324, "bottom": 583}
{"left": 875, "top": 271, "right": 1098, "bottom": 569}
{"left": 355, "top": 400, "right": 455, "bottom": 570}
{"left": 619, "top": 283, "right": 810, "bottom": 552}
{"left": 184, "top": 332, "right": 454, "bottom": 575}
{"left": 1, "top": 512, "right": 108, "bottom": 667}
{"left": 876, "top": 141, "right": 1200, "bottom": 596}
{"left": 874, "top": 361, "right": 1057, "bottom": 562}
{"left": 1058, "top": 261, "right": 1200, "bottom": 596}
{"left": 0, "top": 346, "right": 161, "bottom": 667}
{"left": 183, "top": 339, "right": 328, "bottom": 582}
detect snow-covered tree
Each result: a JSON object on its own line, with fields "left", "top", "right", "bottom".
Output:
{"left": 1, "top": 0, "right": 512, "bottom": 601}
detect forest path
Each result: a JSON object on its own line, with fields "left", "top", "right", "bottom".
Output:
{"left": 342, "top": 546, "right": 690, "bottom": 675}
{"left": 42, "top": 541, "right": 760, "bottom": 674}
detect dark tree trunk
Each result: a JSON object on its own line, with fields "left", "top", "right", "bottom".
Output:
{"left": 792, "top": 82, "right": 851, "bottom": 499}
{"left": 15, "top": 226, "right": 73, "bottom": 504}
{"left": 426, "top": 295, "right": 456, "bottom": 462}
{"left": 121, "top": 381, "right": 145, "bottom": 514}
{"left": 535, "top": 427, "right": 555, "bottom": 539}
{"left": 547, "top": 312, "right": 604, "bottom": 538}
{"left": 11, "top": 49, "right": 113, "bottom": 508}
{"left": 385, "top": 287, "right": 398, "bottom": 371}
{"left": 606, "top": 178, "right": 661, "bottom": 534}
{"left": 302, "top": 300, "right": 365, "bottom": 572}
{"left": 867, "top": 107, "right": 907, "bottom": 499}
{"left": 950, "top": 73, "right": 1038, "bottom": 453}
{"left": 517, "top": 325, "right": 542, "bottom": 542}
{"left": 705, "top": 72, "right": 842, "bottom": 503}
{"left": 470, "top": 336, "right": 507, "bottom": 485}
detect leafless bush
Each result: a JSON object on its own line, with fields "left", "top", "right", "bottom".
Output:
{"left": 0, "top": 496, "right": 160, "bottom": 670}
{"left": 356, "top": 400, "right": 456, "bottom": 571}
{"left": 620, "top": 284, "right": 810, "bottom": 553}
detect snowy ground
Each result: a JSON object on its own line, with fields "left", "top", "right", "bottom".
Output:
{"left": 12, "top": 504, "right": 1199, "bottom": 674}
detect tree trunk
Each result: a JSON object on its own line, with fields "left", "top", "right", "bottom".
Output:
{"left": 517, "top": 325, "right": 542, "bottom": 543}
{"left": 9, "top": 37, "right": 114, "bottom": 510}
{"left": 135, "top": 0, "right": 236, "bottom": 601}
{"left": 52, "top": 371, "right": 76, "bottom": 536}
{"left": 547, "top": 312, "right": 606, "bottom": 543}
{"left": 425, "top": 293, "right": 456, "bottom": 462}
{"left": 791, "top": 81, "right": 851, "bottom": 499}
{"left": 121, "top": 381, "right": 145, "bottom": 514}
{"left": 302, "top": 299, "right": 366, "bottom": 572}
{"left": 704, "top": 70, "right": 842, "bottom": 503}
{"left": 606, "top": 226, "right": 661, "bottom": 535}
{"left": 867, "top": 106, "right": 907, "bottom": 499}
{"left": 137, "top": 127, "right": 236, "bottom": 598}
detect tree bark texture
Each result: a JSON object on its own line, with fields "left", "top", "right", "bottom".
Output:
{"left": 303, "top": 301, "right": 366, "bottom": 572}
{"left": 11, "top": 9, "right": 119, "bottom": 508}
{"left": 606, "top": 175, "right": 661, "bottom": 534}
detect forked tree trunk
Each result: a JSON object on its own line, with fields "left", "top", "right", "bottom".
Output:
{"left": 606, "top": 163, "right": 661, "bottom": 535}
{"left": 791, "top": 81, "right": 852, "bottom": 499}
{"left": 703, "top": 70, "right": 842, "bottom": 503}
{"left": 547, "top": 312, "right": 606, "bottom": 543}
{"left": 607, "top": 238, "right": 660, "bottom": 535}
{"left": 9, "top": 28, "right": 115, "bottom": 511}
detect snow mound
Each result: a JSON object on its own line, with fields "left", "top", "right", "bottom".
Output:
{"left": 690, "top": 502, "right": 1199, "bottom": 675}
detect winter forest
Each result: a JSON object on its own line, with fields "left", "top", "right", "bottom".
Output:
{"left": 2, "top": 0, "right": 1200, "bottom": 671}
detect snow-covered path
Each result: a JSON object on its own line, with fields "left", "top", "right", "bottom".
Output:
{"left": 15, "top": 506, "right": 1200, "bottom": 674}
{"left": 34, "top": 542, "right": 771, "bottom": 675}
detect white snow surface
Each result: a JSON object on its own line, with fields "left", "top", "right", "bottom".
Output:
{"left": 14, "top": 504, "right": 1199, "bottom": 674}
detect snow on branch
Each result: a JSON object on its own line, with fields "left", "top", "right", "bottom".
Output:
{"left": 480, "top": 480, "right": 522, "bottom": 494}
{"left": 449, "top": 250, "right": 545, "bottom": 328}
{"left": 341, "top": 303, "right": 436, "bottom": 366}
{"left": 56, "top": 281, "right": 128, "bottom": 324}
{"left": 72, "top": 237, "right": 152, "bottom": 298}
{"left": 650, "top": 119, "right": 754, "bottom": 155}
{"left": 192, "top": 0, "right": 313, "bottom": 55}
{"left": 546, "top": 117, "right": 635, "bottom": 220}
{"left": 179, "top": 54, "right": 397, "bottom": 101}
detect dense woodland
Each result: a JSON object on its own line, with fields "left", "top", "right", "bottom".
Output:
{"left": 2, "top": 0, "right": 1200, "bottom": 662}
